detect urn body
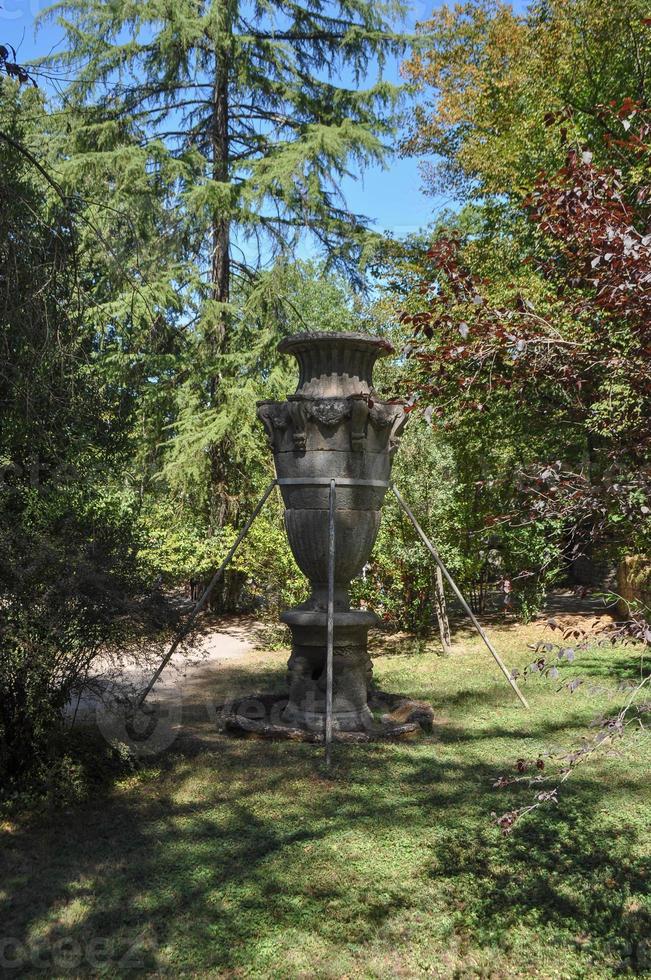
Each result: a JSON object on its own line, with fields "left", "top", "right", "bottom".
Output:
{"left": 257, "top": 332, "right": 406, "bottom": 729}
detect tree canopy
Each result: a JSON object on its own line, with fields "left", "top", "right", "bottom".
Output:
{"left": 402, "top": 0, "right": 651, "bottom": 200}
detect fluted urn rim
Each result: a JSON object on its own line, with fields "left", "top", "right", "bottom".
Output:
{"left": 277, "top": 331, "right": 394, "bottom": 357}
{"left": 278, "top": 331, "right": 394, "bottom": 399}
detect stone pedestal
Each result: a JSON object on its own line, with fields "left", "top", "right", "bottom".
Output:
{"left": 281, "top": 609, "right": 377, "bottom": 731}
{"left": 257, "top": 332, "right": 407, "bottom": 732}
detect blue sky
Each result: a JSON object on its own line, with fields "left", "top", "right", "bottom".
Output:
{"left": 3, "top": 0, "right": 529, "bottom": 242}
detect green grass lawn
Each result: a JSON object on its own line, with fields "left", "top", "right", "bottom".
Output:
{"left": 1, "top": 620, "right": 650, "bottom": 978}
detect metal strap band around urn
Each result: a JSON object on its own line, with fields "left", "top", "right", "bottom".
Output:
{"left": 276, "top": 477, "right": 390, "bottom": 489}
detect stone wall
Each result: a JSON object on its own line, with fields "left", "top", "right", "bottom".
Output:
{"left": 617, "top": 556, "right": 651, "bottom": 616}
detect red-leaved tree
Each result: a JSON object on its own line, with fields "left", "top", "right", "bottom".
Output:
{"left": 403, "top": 101, "right": 651, "bottom": 570}
{"left": 401, "top": 101, "right": 651, "bottom": 828}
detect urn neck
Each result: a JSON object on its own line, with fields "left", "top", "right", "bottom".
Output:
{"left": 278, "top": 332, "right": 393, "bottom": 398}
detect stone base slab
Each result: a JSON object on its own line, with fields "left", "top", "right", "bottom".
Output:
{"left": 216, "top": 691, "right": 436, "bottom": 743}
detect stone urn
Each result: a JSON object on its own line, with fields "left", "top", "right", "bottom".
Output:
{"left": 257, "top": 332, "right": 407, "bottom": 731}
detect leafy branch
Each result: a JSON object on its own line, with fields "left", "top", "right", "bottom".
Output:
{"left": 493, "top": 615, "right": 650, "bottom": 834}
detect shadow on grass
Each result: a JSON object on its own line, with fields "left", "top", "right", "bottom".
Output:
{"left": 566, "top": 650, "right": 650, "bottom": 683}
{"left": 1, "top": 725, "right": 649, "bottom": 976}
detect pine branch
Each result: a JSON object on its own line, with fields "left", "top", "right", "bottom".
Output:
{"left": 0, "top": 130, "right": 66, "bottom": 201}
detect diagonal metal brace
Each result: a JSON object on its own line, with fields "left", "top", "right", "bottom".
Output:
{"left": 391, "top": 484, "right": 529, "bottom": 710}
{"left": 138, "top": 480, "right": 278, "bottom": 707}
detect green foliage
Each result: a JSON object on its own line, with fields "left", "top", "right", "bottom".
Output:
{"left": 237, "top": 503, "right": 307, "bottom": 615}
{"left": 403, "top": 0, "right": 651, "bottom": 201}
{"left": 374, "top": 220, "right": 596, "bottom": 598}
{"left": 0, "top": 83, "right": 147, "bottom": 791}
{"left": 137, "top": 499, "right": 227, "bottom": 584}
{"left": 372, "top": 4, "right": 651, "bottom": 597}
{"left": 1, "top": 731, "right": 139, "bottom": 817}
{"left": 352, "top": 417, "right": 562, "bottom": 629}
{"left": 137, "top": 489, "right": 306, "bottom": 614}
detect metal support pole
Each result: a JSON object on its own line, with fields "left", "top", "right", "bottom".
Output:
{"left": 138, "top": 480, "right": 277, "bottom": 706}
{"left": 391, "top": 484, "right": 529, "bottom": 710}
{"left": 325, "top": 478, "right": 336, "bottom": 766}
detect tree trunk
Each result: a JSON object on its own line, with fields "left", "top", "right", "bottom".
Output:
{"left": 433, "top": 564, "right": 452, "bottom": 656}
{"left": 211, "top": 55, "right": 230, "bottom": 326}
{"left": 208, "top": 44, "right": 232, "bottom": 529}
{"left": 207, "top": 31, "right": 240, "bottom": 612}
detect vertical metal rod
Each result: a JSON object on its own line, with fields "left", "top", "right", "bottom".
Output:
{"left": 138, "top": 480, "right": 277, "bottom": 706}
{"left": 325, "top": 478, "right": 336, "bottom": 766}
{"left": 391, "top": 484, "right": 529, "bottom": 710}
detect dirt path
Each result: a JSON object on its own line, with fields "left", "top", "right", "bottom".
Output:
{"left": 70, "top": 616, "right": 287, "bottom": 752}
